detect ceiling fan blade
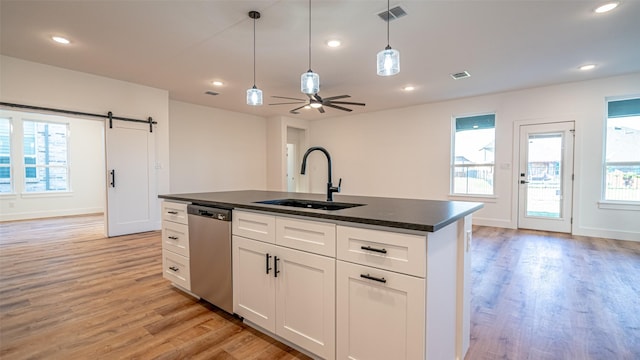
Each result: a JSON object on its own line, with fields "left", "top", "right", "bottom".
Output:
{"left": 322, "top": 95, "right": 350, "bottom": 101}
{"left": 272, "top": 95, "right": 307, "bottom": 101}
{"left": 312, "top": 93, "right": 323, "bottom": 102}
{"left": 318, "top": 106, "right": 325, "bottom": 113}
{"left": 324, "top": 103, "right": 353, "bottom": 112}
{"left": 289, "top": 104, "right": 307, "bottom": 114}
{"left": 269, "top": 101, "right": 306, "bottom": 105}
{"left": 328, "top": 101, "right": 366, "bottom": 106}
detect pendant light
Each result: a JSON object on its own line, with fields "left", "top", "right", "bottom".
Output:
{"left": 301, "top": 0, "right": 319, "bottom": 94}
{"left": 377, "top": 0, "right": 400, "bottom": 76}
{"left": 247, "top": 11, "right": 263, "bottom": 106}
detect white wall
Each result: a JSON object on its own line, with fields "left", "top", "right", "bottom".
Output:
{"left": 0, "top": 55, "right": 170, "bottom": 225}
{"left": 168, "top": 100, "right": 267, "bottom": 193}
{"left": 304, "top": 73, "right": 640, "bottom": 241}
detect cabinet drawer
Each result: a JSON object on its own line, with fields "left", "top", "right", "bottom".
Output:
{"left": 337, "top": 226, "right": 426, "bottom": 277}
{"left": 162, "top": 201, "right": 188, "bottom": 224}
{"left": 162, "top": 249, "right": 190, "bottom": 290}
{"left": 233, "top": 211, "right": 275, "bottom": 243}
{"left": 276, "top": 217, "right": 336, "bottom": 257}
{"left": 161, "top": 221, "right": 189, "bottom": 257}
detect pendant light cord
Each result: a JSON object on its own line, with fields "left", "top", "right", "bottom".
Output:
{"left": 308, "top": 0, "right": 312, "bottom": 70}
{"left": 253, "top": 15, "right": 256, "bottom": 86}
{"left": 386, "top": 0, "right": 390, "bottom": 47}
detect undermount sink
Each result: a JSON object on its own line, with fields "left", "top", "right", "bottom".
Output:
{"left": 255, "top": 198, "right": 365, "bottom": 211}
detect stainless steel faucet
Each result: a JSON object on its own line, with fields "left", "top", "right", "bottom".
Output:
{"left": 300, "top": 146, "right": 341, "bottom": 202}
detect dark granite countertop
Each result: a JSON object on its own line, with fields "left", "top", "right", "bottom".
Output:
{"left": 159, "top": 190, "right": 483, "bottom": 232}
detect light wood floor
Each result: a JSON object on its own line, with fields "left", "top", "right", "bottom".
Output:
{"left": 1, "top": 215, "right": 638, "bottom": 359}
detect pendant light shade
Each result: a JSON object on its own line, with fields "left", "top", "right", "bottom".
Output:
{"left": 301, "top": 70, "right": 319, "bottom": 95}
{"left": 247, "top": 11, "right": 262, "bottom": 106}
{"left": 301, "top": 0, "right": 320, "bottom": 95}
{"left": 377, "top": 0, "right": 400, "bottom": 76}
{"left": 247, "top": 85, "right": 263, "bottom": 106}
{"left": 377, "top": 46, "right": 400, "bottom": 76}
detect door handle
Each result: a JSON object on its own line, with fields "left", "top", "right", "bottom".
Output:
{"left": 274, "top": 256, "right": 280, "bottom": 278}
{"left": 110, "top": 169, "right": 116, "bottom": 187}
{"left": 520, "top": 180, "right": 529, "bottom": 184}
{"left": 265, "top": 253, "right": 272, "bottom": 274}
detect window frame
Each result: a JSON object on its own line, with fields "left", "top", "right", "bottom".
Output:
{"left": 22, "top": 119, "right": 71, "bottom": 193}
{"left": 450, "top": 113, "right": 496, "bottom": 197}
{"left": 0, "top": 117, "right": 13, "bottom": 194}
{"left": 601, "top": 96, "right": 640, "bottom": 205}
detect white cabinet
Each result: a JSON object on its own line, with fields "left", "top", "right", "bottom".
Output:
{"left": 232, "top": 210, "right": 469, "bottom": 360}
{"left": 336, "top": 226, "right": 427, "bottom": 360}
{"left": 161, "top": 200, "right": 191, "bottom": 290}
{"left": 232, "top": 211, "right": 336, "bottom": 360}
{"left": 336, "top": 223, "right": 462, "bottom": 360}
{"left": 336, "top": 261, "right": 425, "bottom": 360}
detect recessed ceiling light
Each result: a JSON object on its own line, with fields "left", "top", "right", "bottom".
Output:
{"left": 594, "top": 2, "right": 619, "bottom": 13}
{"left": 403, "top": 86, "right": 415, "bottom": 91}
{"left": 579, "top": 64, "right": 596, "bottom": 71}
{"left": 212, "top": 81, "right": 224, "bottom": 86}
{"left": 327, "top": 40, "right": 341, "bottom": 48}
{"left": 51, "top": 36, "right": 70, "bottom": 44}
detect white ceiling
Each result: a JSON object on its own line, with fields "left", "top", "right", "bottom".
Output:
{"left": 2, "top": 1, "right": 639, "bottom": 120}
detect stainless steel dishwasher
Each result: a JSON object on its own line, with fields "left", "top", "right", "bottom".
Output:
{"left": 187, "top": 204, "right": 233, "bottom": 314}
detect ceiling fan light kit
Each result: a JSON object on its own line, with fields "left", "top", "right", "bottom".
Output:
{"left": 246, "top": 10, "right": 262, "bottom": 106}
{"left": 377, "top": 0, "right": 400, "bottom": 76}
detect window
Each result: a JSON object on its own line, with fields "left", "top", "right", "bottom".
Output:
{"left": 603, "top": 97, "right": 640, "bottom": 202}
{"left": 0, "top": 118, "right": 11, "bottom": 193}
{"left": 22, "top": 120, "right": 70, "bottom": 192}
{"left": 452, "top": 114, "right": 495, "bottom": 195}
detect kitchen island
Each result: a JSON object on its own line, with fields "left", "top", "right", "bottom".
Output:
{"left": 159, "top": 190, "right": 482, "bottom": 360}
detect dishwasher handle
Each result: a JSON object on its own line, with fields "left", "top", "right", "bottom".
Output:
{"left": 187, "top": 204, "right": 231, "bottom": 221}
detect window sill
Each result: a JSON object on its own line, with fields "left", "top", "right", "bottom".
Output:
{"left": 21, "top": 191, "right": 73, "bottom": 199}
{"left": 598, "top": 201, "right": 640, "bottom": 211}
{"left": 448, "top": 194, "right": 497, "bottom": 203}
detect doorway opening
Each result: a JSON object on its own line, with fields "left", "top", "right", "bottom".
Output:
{"left": 286, "top": 126, "right": 307, "bottom": 192}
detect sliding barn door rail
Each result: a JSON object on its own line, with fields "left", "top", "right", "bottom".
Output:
{"left": 0, "top": 101, "right": 156, "bottom": 133}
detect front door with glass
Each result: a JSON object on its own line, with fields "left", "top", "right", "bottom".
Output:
{"left": 518, "top": 122, "right": 574, "bottom": 233}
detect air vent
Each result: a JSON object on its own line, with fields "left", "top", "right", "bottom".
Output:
{"left": 205, "top": 91, "right": 219, "bottom": 96}
{"left": 450, "top": 71, "right": 471, "bottom": 80}
{"left": 378, "top": 5, "right": 407, "bottom": 22}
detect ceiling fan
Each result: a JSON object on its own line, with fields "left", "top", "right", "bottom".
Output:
{"left": 269, "top": 93, "right": 366, "bottom": 114}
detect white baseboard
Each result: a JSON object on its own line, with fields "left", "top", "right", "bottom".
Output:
{"left": 573, "top": 226, "right": 640, "bottom": 242}
{"left": 472, "top": 217, "right": 515, "bottom": 229}
{"left": 0, "top": 207, "right": 104, "bottom": 222}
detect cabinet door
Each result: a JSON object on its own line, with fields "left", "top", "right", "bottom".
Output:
{"left": 275, "top": 247, "right": 336, "bottom": 359}
{"left": 336, "top": 261, "right": 425, "bottom": 360}
{"left": 232, "top": 236, "right": 276, "bottom": 332}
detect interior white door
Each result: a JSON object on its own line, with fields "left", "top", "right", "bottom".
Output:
{"left": 518, "top": 122, "right": 574, "bottom": 233}
{"left": 286, "top": 126, "right": 307, "bottom": 192}
{"left": 105, "top": 120, "right": 156, "bottom": 237}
